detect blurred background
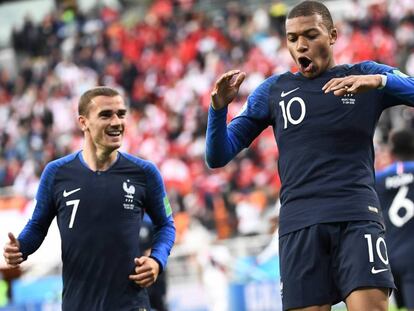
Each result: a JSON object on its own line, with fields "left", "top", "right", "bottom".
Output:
{"left": 0, "top": 0, "right": 413, "bottom": 310}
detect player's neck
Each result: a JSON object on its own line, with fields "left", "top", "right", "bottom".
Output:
{"left": 325, "top": 58, "right": 336, "bottom": 71}
{"left": 82, "top": 146, "right": 118, "bottom": 171}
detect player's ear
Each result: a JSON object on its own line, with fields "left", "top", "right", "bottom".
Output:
{"left": 78, "top": 115, "right": 88, "bottom": 132}
{"left": 329, "top": 28, "right": 337, "bottom": 45}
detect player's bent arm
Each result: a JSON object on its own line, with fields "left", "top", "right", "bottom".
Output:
{"left": 360, "top": 61, "right": 414, "bottom": 105}
{"left": 382, "top": 72, "right": 414, "bottom": 105}
{"left": 205, "top": 106, "right": 247, "bottom": 168}
{"left": 205, "top": 75, "right": 277, "bottom": 168}
{"left": 18, "top": 162, "right": 58, "bottom": 259}
{"left": 143, "top": 161, "right": 175, "bottom": 273}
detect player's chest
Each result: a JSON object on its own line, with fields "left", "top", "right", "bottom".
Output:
{"left": 270, "top": 82, "right": 382, "bottom": 140}
{"left": 53, "top": 171, "right": 146, "bottom": 224}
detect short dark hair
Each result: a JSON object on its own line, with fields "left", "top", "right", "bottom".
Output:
{"left": 78, "top": 86, "right": 121, "bottom": 116}
{"left": 287, "top": 1, "right": 334, "bottom": 31}
{"left": 390, "top": 129, "right": 414, "bottom": 161}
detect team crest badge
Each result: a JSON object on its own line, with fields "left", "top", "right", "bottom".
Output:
{"left": 123, "top": 179, "right": 135, "bottom": 210}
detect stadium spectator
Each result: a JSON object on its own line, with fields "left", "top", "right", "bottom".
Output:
{"left": 2, "top": 86, "right": 175, "bottom": 310}
{"left": 0, "top": 0, "right": 413, "bottom": 241}
{"left": 376, "top": 129, "right": 414, "bottom": 311}
{"left": 206, "top": 1, "right": 414, "bottom": 310}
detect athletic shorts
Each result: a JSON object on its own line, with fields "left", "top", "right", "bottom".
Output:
{"left": 279, "top": 221, "right": 395, "bottom": 310}
{"left": 390, "top": 258, "right": 414, "bottom": 309}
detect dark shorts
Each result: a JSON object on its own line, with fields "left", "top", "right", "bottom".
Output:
{"left": 279, "top": 221, "right": 395, "bottom": 310}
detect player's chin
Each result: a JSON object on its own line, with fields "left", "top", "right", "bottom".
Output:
{"left": 104, "top": 140, "right": 122, "bottom": 151}
{"left": 300, "top": 68, "right": 320, "bottom": 79}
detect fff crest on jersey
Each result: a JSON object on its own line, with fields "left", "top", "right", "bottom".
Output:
{"left": 341, "top": 92, "right": 355, "bottom": 105}
{"left": 123, "top": 179, "right": 136, "bottom": 210}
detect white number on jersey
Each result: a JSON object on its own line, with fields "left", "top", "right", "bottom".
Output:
{"left": 279, "top": 97, "right": 306, "bottom": 129}
{"left": 66, "top": 199, "right": 80, "bottom": 229}
{"left": 388, "top": 186, "right": 414, "bottom": 227}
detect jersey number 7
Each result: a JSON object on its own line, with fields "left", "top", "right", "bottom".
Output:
{"left": 66, "top": 200, "right": 80, "bottom": 229}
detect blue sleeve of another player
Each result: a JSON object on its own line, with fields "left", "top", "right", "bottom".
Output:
{"left": 360, "top": 61, "right": 414, "bottom": 107}
{"left": 205, "top": 75, "right": 278, "bottom": 168}
{"left": 143, "top": 161, "right": 175, "bottom": 272}
{"left": 18, "top": 162, "right": 57, "bottom": 259}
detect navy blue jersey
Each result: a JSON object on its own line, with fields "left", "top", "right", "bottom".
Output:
{"left": 376, "top": 161, "right": 414, "bottom": 262}
{"left": 206, "top": 61, "right": 414, "bottom": 236}
{"left": 18, "top": 151, "right": 175, "bottom": 311}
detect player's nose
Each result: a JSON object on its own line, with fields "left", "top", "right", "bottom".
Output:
{"left": 110, "top": 114, "right": 123, "bottom": 126}
{"left": 296, "top": 37, "right": 308, "bottom": 53}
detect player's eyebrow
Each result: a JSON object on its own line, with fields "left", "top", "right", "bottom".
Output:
{"left": 98, "top": 109, "right": 127, "bottom": 116}
{"left": 286, "top": 28, "right": 320, "bottom": 36}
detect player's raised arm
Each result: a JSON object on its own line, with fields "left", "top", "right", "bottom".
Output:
{"left": 3, "top": 232, "right": 23, "bottom": 268}
{"left": 206, "top": 72, "right": 276, "bottom": 168}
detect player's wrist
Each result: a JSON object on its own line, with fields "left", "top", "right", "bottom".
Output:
{"left": 149, "top": 255, "right": 163, "bottom": 274}
{"left": 210, "top": 94, "right": 228, "bottom": 110}
{"left": 210, "top": 101, "right": 220, "bottom": 110}
{"left": 210, "top": 102, "right": 227, "bottom": 111}
{"left": 377, "top": 74, "right": 387, "bottom": 89}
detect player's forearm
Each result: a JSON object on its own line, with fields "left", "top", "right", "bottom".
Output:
{"left": 205, "top": 106, "right": 243, "bottom": 168}
{"left": 18, "top": 221, "right": 49, "bottom": 259}
{"left": 382, "top": 72, "right": 414, "bottom": 105}
{"left": 149, "top": 217, "right": 175, "bottom": 273}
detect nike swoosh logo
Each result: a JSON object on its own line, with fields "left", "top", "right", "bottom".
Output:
{"left": 63, "top": 188, "right": 81, "bottom": 197}
{"left": 371, "top": 267, "right": 388, "bottom": 274}
{"left": 281, "top": 87, "right": 300, "bottom": 97}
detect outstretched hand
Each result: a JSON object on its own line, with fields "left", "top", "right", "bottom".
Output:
{"left": 3, "top": 232, "right": 23, "bottom": 268}
{"left": 128, "top": 256, "right": 160, "bottom": 288}
{"left": 211, "top": 70, "right": 246, "bottom": 110}
{"left": 323, "top": 74, "right": 382, "bottom": 96}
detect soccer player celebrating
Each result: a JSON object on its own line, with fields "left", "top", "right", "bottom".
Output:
{"left": 206, "top": 1, "right": 414, "bottom": 310}
{"left": 3, "top": 87, "right": 175, "bottom": 311}
{"left": 376, "top": 129, "right": 414, "bottom": 311}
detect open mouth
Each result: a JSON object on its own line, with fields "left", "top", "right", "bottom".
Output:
{"left": 298, "top": 56, "right": 313, "bottom": 72}
{"left": 106, "top": 130, "right": 122, "bottom": 137}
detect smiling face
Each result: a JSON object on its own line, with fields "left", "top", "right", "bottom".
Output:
{"left": 79, "top": 95, "right": 127, "bottom": 154}
{"left": 286, "top": 14, "right": 337, "bottom": 78}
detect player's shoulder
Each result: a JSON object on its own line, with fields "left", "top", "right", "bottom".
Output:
{"left": 351, "top": 61, "right": 395, "bottom": 75}
{"left": 252, "top": 73, "right": 283, "bottom": 93}
{"left": 119, "top": 152, "right": 160, "bottom": 175}
{"left": 248, "top": 73, "right": 291, "bottom": 103}
{"left": 376, "top": 163, "right": 397, "bottom": 181}
{"left": 40, "top": 151, "right": 81, "bottom": 182}
{"left": 45, "top": 151, "right": 80, "bottom": 172}
{"left": 376, "top": 161, "right": 414, "bottom": 179}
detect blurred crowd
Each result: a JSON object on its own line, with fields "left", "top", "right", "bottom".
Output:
{"left": 0, "top": 0, "right": 414, "bottom": 242}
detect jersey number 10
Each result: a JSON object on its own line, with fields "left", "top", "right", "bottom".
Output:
{"left": 279, "top": 97, "right": 306, "bottom": 129}
{"left": 364, "top": 234, "right": 389, "bottom": 265}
